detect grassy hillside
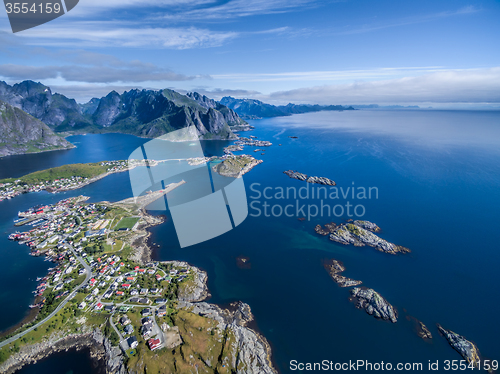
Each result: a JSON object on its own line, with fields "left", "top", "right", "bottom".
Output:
{"left": 0, "top": 163, "right": 109, "bottom": 185}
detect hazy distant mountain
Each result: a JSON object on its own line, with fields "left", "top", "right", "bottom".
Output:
{"left": 220, "top": 97, "right": 355, "bottom": 119}
{"left": 0, "top": 100, "right": 74, "bottom": 157}
{"left": 351, "top": 104, "right": 420, "bottom": 109}
{"left": 0, "top": 80, "right": 92, "bottom": 131}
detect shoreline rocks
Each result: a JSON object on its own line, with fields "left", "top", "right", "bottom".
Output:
{"left": 179, "top": 301, "right": 277, "bottom": 374}
{"left": 329, "top": 222, "right": 410, "bottom": 255}
{"left": 163, "top": 260, "right": 211, "bottom": 302}
{"left": 283, "top": 170, "right": 336, "bottom": 186}
{"left": 315, "top": 222, "right": 337, "bottom": 235}
{"left": 0, "top": 328, "right": 125, "bottom": 374}
{"left": 437, "top": 324, "right": 480, "bottom": 368}
{"left": 349, "top": 287, "right": 398, "bottom": 323}
{"left": 323, "top": 259, "right": 362, "bottom": 288}
{"left": 212, "top": 155, "right": 263, "bottom": 178}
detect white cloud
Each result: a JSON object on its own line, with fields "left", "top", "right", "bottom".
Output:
{"left": 265, "top": 67, "right": 500, "bottom": 104}
{"left": 161, "top": 0, "right": 319, "bottom": 20}
{"left": 213, "top": 67, "right": 447, "bottom": 82}
{"left": 15, "top": 23, "right": 238, "bottom": 49}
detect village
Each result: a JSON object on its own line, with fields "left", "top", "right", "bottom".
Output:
{"left": 6, "top": 195, "right": 192, "bottom": 356}
{"left": 0, "top": 159, "right": 153, "bottom": 202}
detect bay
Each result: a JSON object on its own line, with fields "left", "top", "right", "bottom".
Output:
{"left": 1, "top": 110, "right": 499, "bottom": 372}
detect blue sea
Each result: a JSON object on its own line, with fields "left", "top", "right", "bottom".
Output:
{"left": 1, "top": 110, "right": 499, "bottom": 373}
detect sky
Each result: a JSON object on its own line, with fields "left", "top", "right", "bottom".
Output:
{"left": 0, "top": 0, "right": 499, "bottom": 106}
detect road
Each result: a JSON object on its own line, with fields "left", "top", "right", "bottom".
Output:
{"left": 0, "top": 217, "right": 93, "bottom": 348}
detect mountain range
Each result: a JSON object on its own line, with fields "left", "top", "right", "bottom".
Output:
{"left": 0, "top": 81, "right": 250, "bottom": 142}
{"left": 0, "top": 80, "right": 361, "bottom": 157}
{"left": 220, "top": 97, "right": 355, "bottom": 119}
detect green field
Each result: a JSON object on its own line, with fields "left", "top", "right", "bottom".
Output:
{"left": 0, "top": 162, "right": 110, "bottom": 185}
{"left": 114, "top": 217, "right": 140, "bottom": 230}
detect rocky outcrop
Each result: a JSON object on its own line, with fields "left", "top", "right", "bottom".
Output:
{"left": 212, "top": 155, "right": 263, "bottom": 178}
{"left": 416, "top": 321, "right": 432, "bottom": 340}
{"left": 323, "top": 259, "right": 362, "bottom": 287}
{"left": 179, "top": 301, "right": 276, "bottom": 374}
{"left": 164, "top": 260, "right": 211, "bottom": 302}
{"left": 306, "top": 176, "right": 336, "bottom": 186}
{"left": 329, "top": 222, "right": 410, "bottom": 254}
{"left": 352, "top": 220, "right": 381, "bottom": 233}
{"left": 437, "top": 324, "right": 480, "bottom": 367}
{"left": 0, "top": 327, "right": 125, "bottom": 374}
{"left": 284, "top": 170, "right": 308, "bottom": 181}
{"left": 0, "top": 100, "right": 74, "bottom": 157}
{"left": 283, "top": 170, "right": 336, "bottom": 185}
{"left": 349, "top": 287, "right": 398, "bottom": 323}
{"left": 224, "top": 144, "right": 244, "bottom": 155}
{"left": 315, "top": 222, "right": 338, "bottom": 235}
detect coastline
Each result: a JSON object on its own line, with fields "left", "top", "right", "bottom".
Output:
{"left": 0, "top": 327, "right": 124, "bottom": 374}
{"left": 0, "top": 143, "right": 76, "bottom": 159}
{"left": 1, "top": 201, "right": 277, "bottom": 374}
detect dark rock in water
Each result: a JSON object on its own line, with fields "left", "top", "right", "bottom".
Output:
{"left": 329, "top": 222, "right": 410, "bottom": 255}
{"left": 283, "top": 170, "right": 336, "bottom": 185}
{"left": 437, "top": 324, "right": 481, "bottom": 368}
{"left": 315, "top": 224, "right": 330, "bottom": 235}
{"left": 349, "top": 287, "right": 398, "bottom": 323}
{"left": 288, "top": 136, "right": 298, "bottom": 138}
{"left": 306, "top": 176, "right": 336, "bottom": 186}
{"left": 417, "top": 321, "right": 433, "bottom": 340}
{"left": 324, "top": 222, "right": 337, "bottom": 232}
{"left": 236, "top": 256, "right": 251, "bottom": 269}
{"left": 323, "top": 259, "right": 362, "bottom": 288}
{"left": 406, "top": 316, "right": 432, "bottom": 339}
{"left": 284, "top": 170, "right": 308, "bottom": 181}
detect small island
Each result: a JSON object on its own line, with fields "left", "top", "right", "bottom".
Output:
{"left": 327, "top": 221, "right": 410, "bottom": 255}
{"left": 350, "top": 287, "right": 398, "bottom": 323}
{"left": 283, "top": 170, "right": 336, "bottom": 186}
{"left": 323, "top": 259, "right": 362, "bottom": 288}
{"left": 437, "top": 324, "right": 481, "bottom": 368}
{"left": 212, "top": 155, "right": 263, "bottom": 178}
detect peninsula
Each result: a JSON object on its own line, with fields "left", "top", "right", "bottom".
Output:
{"left": 0, "top": 159, "right": 160, "bottom": 202}
{"left": 0, "top": 188, "right": 276, "bottom": 373}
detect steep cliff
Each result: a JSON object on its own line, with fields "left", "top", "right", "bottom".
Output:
{"left": 0, "top": 100, "right": 74, "bottom": 157}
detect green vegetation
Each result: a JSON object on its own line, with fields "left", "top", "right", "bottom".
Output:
{"left": 0, "top": 163, "right": 108, "bottom": 185}
{"left": 114, "top": 217, "right": 140, "bottom": 230}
